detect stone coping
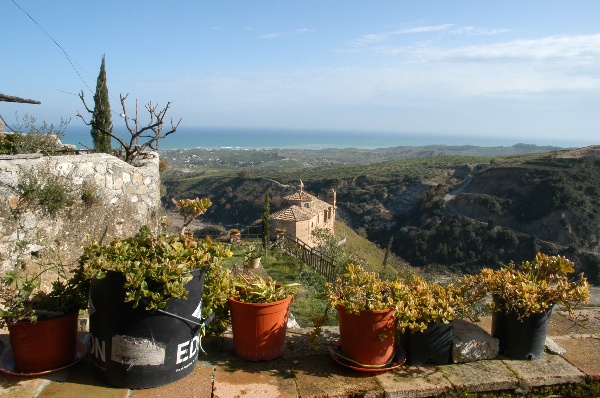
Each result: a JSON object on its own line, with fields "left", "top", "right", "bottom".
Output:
{"left": 0, "top": 309, "right": 598, "bottom": 397}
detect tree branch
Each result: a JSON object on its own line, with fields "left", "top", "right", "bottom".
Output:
{"left": 78, "top": 92, "right": 181, "bottom": 164}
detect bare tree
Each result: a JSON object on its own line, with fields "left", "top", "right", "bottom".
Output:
{"left": 77, "top": 92, "right": 181, "bottom": 164}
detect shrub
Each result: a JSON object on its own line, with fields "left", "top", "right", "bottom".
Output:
{"left": 17, "top": 167, "right": 76, "bottom": 217}
{"left": 3, "top": 114, "right": 69, "bottom": 155}
{"left": 80, "top": 180, "right": 102, "bottom": 208}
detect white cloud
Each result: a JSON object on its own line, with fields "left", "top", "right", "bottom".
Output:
{"left": 351, "top": 24, "right": 508, "bottom": 47}
{"left": 450, "top": 26, "right": 511, "bottom": 36}
{"left": 259, "top": 28, "right": 314, "bottom": 39}
{"left": 157, "top": 38, "right": 600, "bottom": 115}
{"left": 434, "top": 34, "right": 600, "bottom": 61}
{"left": 343, "top": 32, "right": 600, "bottom": 96}
{"left": 140, "top": 31, "right": 600, "bottom": 139}
{"left": 352, "top": 24, "right": 453, "bottom": 46}
{"left": 392, "top": 24, "right": 455, "bottom": 35}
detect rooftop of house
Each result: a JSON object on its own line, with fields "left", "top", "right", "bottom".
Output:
{"left": 272, "top": 181, "right": 333, "bottom": 222}
{"left": 270, "top": 205, "right": 315, "bottom": 221}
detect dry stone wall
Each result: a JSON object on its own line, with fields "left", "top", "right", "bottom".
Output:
{"left": 0, "top": 152, "right": 162, "bottom": 274}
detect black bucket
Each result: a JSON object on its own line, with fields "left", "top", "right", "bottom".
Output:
{"left": 492, "top": 307, "right": 552, "bottom": 360}
{"left": 88, "top": 268, "right": 210, "bottom": 388}
{"left": 399, "top": 321, "right": 453, "bottom": 365}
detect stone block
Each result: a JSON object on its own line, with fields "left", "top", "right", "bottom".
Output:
{"left": 544, "top": 336, "right": 565, "bottom": 355}
{"left": 292, "top": 354, "right": 383, "bottom": 397}
{"left": 38, "top": 355, "right": 130, "bottom": 398}
{"left": 441, "top": 360, "right": 519, "bottom": 393}
{"left": 130, "top": 362, "right": 214, "bottom": 398}
{"left": 282, "top": 326, "right": 339, "bottom": 358}
{"left": 549, "top": 309, "right": 600, "bottom": 336}
{"left": 377, "top": 365, "right": 453, "bottom": 398}
{"left": 557, "top": 336, "right": 600, "bottom": 380}
{"left": 503, "top": 353, "right": 585, "bottom": 387}
{"left": 132, "top": 173, "right": 143, "bottom": 185}
{"left": 213, "top": 357, "right": 297, "bottom": 398}
{"left": 0, "top": 376, "right": 49, "bottom": 398}
{"left": 452, "top": 319, "right": 499, "bottom": 363}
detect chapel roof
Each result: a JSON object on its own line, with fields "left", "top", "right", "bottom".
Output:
{"left": 270, "top": 205, "right": 313, "bottom": 221}
{"left": 283, "top": 190, "right": 317, "bottom": 202}
{"left": 272, "top": 180, "right": 332, "bottom": 222}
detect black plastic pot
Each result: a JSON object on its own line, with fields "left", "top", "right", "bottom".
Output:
{"left": 88, "top": 268, "right": 210, "bottom": 388}
{"left": 491, "top": 297, "right": 552, "bottom": 360}
{"left": 399, "top": 321, "right": 453, "bottom": 365}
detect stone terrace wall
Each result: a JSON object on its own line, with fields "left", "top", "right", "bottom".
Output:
{"left": 0, "top": 152, "right": 161, "bottom": 274}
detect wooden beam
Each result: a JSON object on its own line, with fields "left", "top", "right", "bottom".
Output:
{"left": 0, "top": 94, "right": 41, "bottom": 104}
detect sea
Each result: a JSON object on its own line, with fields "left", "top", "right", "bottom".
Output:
{"left": 61, "top": 126, "right": 593, "bottom": 151}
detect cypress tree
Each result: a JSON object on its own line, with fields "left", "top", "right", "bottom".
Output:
{"left": 262, "top": 191, "right": 271, "bottom": 253}
{"left": 383, "top": 235, "right": 393, "bottom": 267}
{"left": 91, "top": 55, "right": 113, "bottom": 153}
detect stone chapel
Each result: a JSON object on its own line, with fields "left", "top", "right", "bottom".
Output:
{"left": 270, "top": 180, "right": 336, "bottom": 247}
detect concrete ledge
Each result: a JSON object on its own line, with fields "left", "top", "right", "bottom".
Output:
{"left": 440, "top": 360, "right": 519, "bottom": 393}
{"left": 36, "top": 355, "right": 129, "bottom": 398}
{"left": 130, "top": 363, "right": 214, "bottom": 398}
{"left": 376, "top": 365, "right": 453, "bottom": 398}
{"left": 557, "top": 337, "right": 600, "bottom": 380}
{"left": 0, "top": 378, "right": 50, "bottom": 398}
{"left": 213, "top": 357, "right": 297, "bottom": 398}
{"left": 3, "top": 308, "right": 599, "bottom": 398}
{"left": 291, "top": 355, "right": 384, "bottom": 397}
{"left": 503, "top": 353, "right": 585, "bottom": 388}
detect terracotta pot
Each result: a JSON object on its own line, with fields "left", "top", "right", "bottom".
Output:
{"left": 336, "top": 305, "right": 396, "bottom": 366}
{"left": 228, "top": 295, "right": 292, "bottom": 361}
{"left": 8, "top": 312, "right": 78, "bottom": 373}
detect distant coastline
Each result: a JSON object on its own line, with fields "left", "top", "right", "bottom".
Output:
{"left": 61, "top": 125, "right": 593, "bottom": 151}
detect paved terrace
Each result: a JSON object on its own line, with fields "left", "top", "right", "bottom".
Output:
{"left": 0, "top": 303, "right": 599, "bottom": 398}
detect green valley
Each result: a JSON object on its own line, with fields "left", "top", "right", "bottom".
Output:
{"left": 160, "top": 144, "right": 600, "bottom": 284}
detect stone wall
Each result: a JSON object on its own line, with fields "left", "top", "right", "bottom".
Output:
{"left": 0, "top": 152, "right": 161, "bottom": 274}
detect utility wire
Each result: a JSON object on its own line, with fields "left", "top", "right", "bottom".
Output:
{"left": 11, "top": 0, "right": 93, "bottom": 94}
{"left": 11, "top": 0, "right": 129, "bottom": 120}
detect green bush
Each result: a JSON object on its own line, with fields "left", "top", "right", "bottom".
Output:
{"left": 80, "top": 180, "right": 102, "bottom": 208}
{"left": 17, "top": 167, "right": 76, "bottom": 216}
{"left": 0, "top": 133, "right": 17, "bottom": 154}
{"left": 2, "top": 114, "right": 69, "bottom": 155}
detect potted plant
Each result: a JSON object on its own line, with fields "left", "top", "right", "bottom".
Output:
{"left": 275, "top": 228, "right": 286, "bottom": 238}
{"left": 394, "top": 275, "right": 475, "bottom": 365}
{"left": 321, "top": 263, "right": 406, "bottom": 368}
{"left": 314, "top": 264, "right": 478, "bottom": 367}
{"left": 80, "top": 197, "right": 233, "bottom": 388}
{"left": 227, "top": 273, "right": 299, "bottom": 361}
{"left": 0, "top": 247, "right": 88, "bottom": 373}
{"left": 244, "top": 244, "right": 263, "bottom": 268}
{"left": 229, "top": 228, "right": 241, "bottom": 242}
{"left": 472, "top": 252, "right": 590, "bottom": 360}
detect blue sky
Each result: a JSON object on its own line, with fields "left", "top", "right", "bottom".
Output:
{"left": 3, "top": 1, "right": 600, "bottom": 146}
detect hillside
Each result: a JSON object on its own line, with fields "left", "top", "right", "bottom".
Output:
{"left": 161, "top": 145, "right": 600, "bottom": 284}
